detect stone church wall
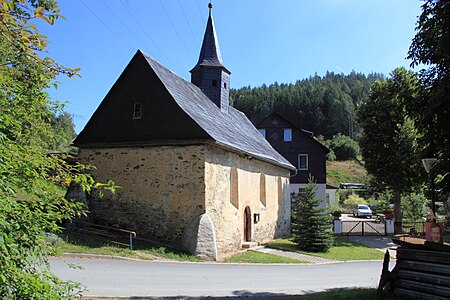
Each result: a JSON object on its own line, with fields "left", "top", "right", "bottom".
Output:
{"left": 78, "top": 144, "right": 291, "bottom": 260}
{"left": 204, "top": 146, "right": 291, "bottom": 259}
{"left": 78, "top": 145, "right": 207, "bottom": 245}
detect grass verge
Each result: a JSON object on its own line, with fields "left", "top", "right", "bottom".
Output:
{"left": 265, "top": 236, "right": 385, "bottom": 261}
{"left": 223, "top": 251, "right": 309, "bottom": 264}
{"left": 53, "top": 231, "right": 199, "bottom": 262}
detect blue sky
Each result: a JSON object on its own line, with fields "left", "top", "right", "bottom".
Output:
{"left": 41, "top": 0, "right": 423, "bottom": 133}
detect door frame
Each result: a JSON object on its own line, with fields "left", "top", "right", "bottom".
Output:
{"left": 244, "top": 206, "right": 252, "bottom": 242}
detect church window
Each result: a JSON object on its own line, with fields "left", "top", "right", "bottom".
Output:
{"left": 212, "top": 79, "right": 217, "bottom": 87}
{"left": 133, "top": 102, "right": 142, "bottom": 119}
{"left": 277, "top": 177, "right": 283, "bottom": 205}
{"left": 230, "top": 167, "right": 239, "bottom": 208}
{"left": 260, "top": 173, "right": 266, "bottom": 206}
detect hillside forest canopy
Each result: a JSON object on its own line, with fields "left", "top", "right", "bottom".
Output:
{"left": 231, "top": 71, "right": 384, "bottom": 140}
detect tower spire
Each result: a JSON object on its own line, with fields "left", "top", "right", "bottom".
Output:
{"left": 191, "top": 1, "right": 226, "bottom": 71}
{"left": 190, "top": 2, "right": 231, "bottom": 111}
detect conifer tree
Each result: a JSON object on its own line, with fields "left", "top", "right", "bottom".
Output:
{"left": 291, "top": 178, "right": 334, "bottom": 252}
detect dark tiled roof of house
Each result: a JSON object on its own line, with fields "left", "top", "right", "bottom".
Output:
{"left": 257, "top": 111, "right": 330, "bottom": 154}
{"left": 144, "top": 52, "right": 294, "bottom": 170}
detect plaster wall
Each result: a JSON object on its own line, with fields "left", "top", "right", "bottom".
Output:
{"left": 204, "top": 146, "right": 291, "bottom": 258}
{"left": 326, "top": 188, "right": 338, "bottom": 206}
{"left": 289, "top": 183, "right": 327, "bottom": 208}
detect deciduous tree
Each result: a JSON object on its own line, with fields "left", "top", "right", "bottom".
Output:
{"left": 0, "top": 1, "right": 113, "bottom": 297}
{"left": 325, "top": 133, "right": 360, "bottom": 161}
{"left": 407, "top": 0, "right": 450, "bottom": 194}
{"left": 358, "top": 68, "right": 423, "bottom": 233}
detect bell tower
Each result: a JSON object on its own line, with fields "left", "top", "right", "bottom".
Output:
{"left": 190, "top": 3, "right": 231, "bottom": 111}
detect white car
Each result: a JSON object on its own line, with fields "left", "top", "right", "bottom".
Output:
{"left": 353, "top": 205, "right": 372, "bottom": 218}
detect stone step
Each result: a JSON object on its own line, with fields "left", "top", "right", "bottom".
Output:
{"left": 241, "top": 242, "right": 258, "bottom": 249}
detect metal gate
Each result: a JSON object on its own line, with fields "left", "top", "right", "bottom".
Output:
{"left": 341, "top": 220, "right": 386, "bottom": 236}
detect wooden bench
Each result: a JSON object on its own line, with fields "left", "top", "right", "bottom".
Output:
{"left": 384, "top": 238, "right": 450, "bottom": 299}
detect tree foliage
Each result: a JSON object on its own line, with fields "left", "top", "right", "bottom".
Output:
{"left": 48, "top": 111, "right": 77, "bottom": 152}
{"left": 344, "top": 194, "right": 367, "bottom": 207}
{"left": 358, "top": 68, "right": 424, "bottom": 233}
{"left": 231, "top": 71, "right": 383, "bottom": 139}
{"left": 0, "top": 1, "right": 113, "bottom": 297}
{"left": 291, "top": 178, "right": 333, "bottom": 252}
{"left": 402, "top": 192, "right": 430, "bottom": 222}
{"left": 407, "top": 0, "right": 450, "bottom": 194}
{"left": 325, "top": 133, "right": 360, "bottom": 161}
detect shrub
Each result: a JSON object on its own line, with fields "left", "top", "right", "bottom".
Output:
{"left": 326, "top": 133, "right": 360, "bottom": 161}
{"left": 327, "top": 204, "right": 343, "bottom": 219}
{"left": 343, "top": 194, "right": 367, "bottom": 211}
{"left": 326, "top": 149, "right": 336, "bottom": 161}
{"left": 402, "top": 192, "right": 429, "bottom": 222}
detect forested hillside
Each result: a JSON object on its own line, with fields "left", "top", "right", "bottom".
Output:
{"left": 231, "top": 71, "right": 384, "bottom": 139}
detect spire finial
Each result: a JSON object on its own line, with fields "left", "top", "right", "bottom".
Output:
{"left": 208, "top": 2, "right": 212, "bottom": 14}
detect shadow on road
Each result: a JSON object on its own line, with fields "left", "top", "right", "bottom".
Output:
{"left": 80, "top": 287, "right": 388, "bottom": 299}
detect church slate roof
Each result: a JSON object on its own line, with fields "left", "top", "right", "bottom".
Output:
{"left": 144, "top": 53, "right": 294, "bottom": 170}
{"left": 190, "top": 4, "right": 229, "bottom": 73}
{"left": 74, "top": 51, "right": 295, "bottom": 171}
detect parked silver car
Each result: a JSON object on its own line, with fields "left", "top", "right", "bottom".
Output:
{"left": 353, "top": 205, "right": 372, "bottom": 218}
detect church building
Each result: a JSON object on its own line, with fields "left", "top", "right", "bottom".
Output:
{"left": 74, "top": 4, "right": 295, "bottom": 260}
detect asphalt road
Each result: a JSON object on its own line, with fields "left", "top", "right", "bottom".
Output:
{"left": 49, "top": 257, "right": 390, "bottom": 298}
{"left": 341, "top": 213, "right": 376, "bottom": 221}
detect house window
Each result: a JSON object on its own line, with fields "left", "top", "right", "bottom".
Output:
{"left": 298, "top": 154, "right": 308, "bottom": 170}
{"left": 258, "top": 129, "right": 266, "bottom": 138}
{"left": 133, "top": 102, "right": 142, "bottom": 119}
{"left": 212, "top": 79, "right": 217, "bottom": 87}
{"left": 284, "top": 128, "right": 292, "bottom": 141}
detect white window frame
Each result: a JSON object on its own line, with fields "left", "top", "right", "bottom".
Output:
{"left": 258, "top": 128, "right": 266, "bottom": 138}
{"left": 284, "top": 128, "right": 292, "bottom": 141}
{"left": 298, "top": 154, "right": 308, "bottom": 170}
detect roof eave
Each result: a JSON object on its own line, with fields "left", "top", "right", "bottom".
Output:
{"left": 189, "top": 64, "right": 231, "bottom": 75}
{"left": 213, "top": 141, "right": 296, "bottom": 171}
{"left": 73, "top": 139, "right": 213, "bottom": 149}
